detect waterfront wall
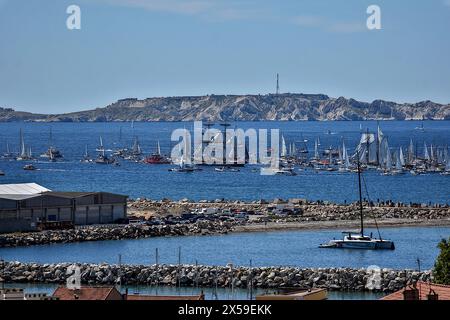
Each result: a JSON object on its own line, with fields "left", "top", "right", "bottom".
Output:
{"left": 0, "top": 261, "right": 432, "bottom": 292}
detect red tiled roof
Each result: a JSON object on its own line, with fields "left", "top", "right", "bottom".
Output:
{"left": 381, "top": 282, "right": 450, "bottom": 300}
{"left": 126, "top": 294, "right": 204, "bottom": 301}
{"left": 52, "top": 286, "right": 122, "bottom": 300}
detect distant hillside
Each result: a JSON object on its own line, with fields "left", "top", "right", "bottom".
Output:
{"left": 1, "top": 94, "right": 449, "bottom": 122}
{"left": 0, "top": 107, "right": 46, "bottom": 122}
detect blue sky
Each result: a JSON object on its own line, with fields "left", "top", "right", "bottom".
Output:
{"left": 1, "top": 0, "right": 450, "bottom": 114}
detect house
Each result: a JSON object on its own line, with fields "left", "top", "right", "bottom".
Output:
{"left": 0, "top": 288, "right": 51, "bottom": 300}
{"left": 0, "top": 183, "right": 128, "bottom": 233}
{"left": 52, "top": 286, "right": 205, "bottom": 301}
{"left": 380, "top": 281, "right": 450, "bottom": 300}
{"left": 52, "top": 286, "right": 123, "bottom": 300}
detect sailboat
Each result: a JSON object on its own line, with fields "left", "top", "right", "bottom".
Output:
{"left": 281, "top": 136, "right": 287, "bottom": 159}
{"left": 144, "top": 141, "right": 171, "bottom": 164}
{"left": 170, "top": 130, "right": 198, "bottom": 172}
{"left": 339, "top": 141, "right": 351, "bottom": 172}
{"left": 415, "top": 119, "right": 425, "bottom": 132}
{"left": 313, "top": 138, "right": 320, "bottom": 161}
{"left": 96, "top": 137, "right": 105, "bottom": 152}
{"left": 81, "top": 145, "right": 92, "bottom": 163}
{"left": 95, "top": 138, "right": 115, "bottom": 164}
{"left": 424, "top": 142, "right": 430, "bottom": 162}
{"left": 40, "top": 128, "right": 63, "bottom": 160}
{"left": 441, "top": 151, "right": 450, "bottom": 176}
{"left": 319, "top": 157, "right": 395, "bottom": 250}
{"left": 407, "top": 139, "right": 415, "bottom": 166}
{"left": 131, "top": 136, "right": 143, "bottom": 156}
{"left": 392, "top": 148, "right": 404, "bottom": 175}
{"left": 16, "top": 129, "right": 31, "bottom": 161}
{"left": 2, "top": 142, "right": 14, "bottom": 159}
{"left": 260, "top": 148, "right": 297, "bottom": 176}
{"left": 298, "top": 134, "right": 309, "bottom": 155}
{"left": 381, "top": 145, "right": 393, "bottom": 175}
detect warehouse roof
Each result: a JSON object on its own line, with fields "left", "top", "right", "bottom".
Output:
{"left": 0, "top": 183, "right": 51, "bottom": 195}
{"left": 44, "top": 192, "right": 97, "bottom": 198}
{"left": 0, "top": 184, "right": 127, "bottom": 202}
{"left": 0, "top": 194, "right": 41, "bottom": 201}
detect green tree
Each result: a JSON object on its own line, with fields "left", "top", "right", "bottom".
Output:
{"left": 434, "top": 237, "right": 450, "bottom": 285}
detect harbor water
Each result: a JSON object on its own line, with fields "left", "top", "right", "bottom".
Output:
{"left": 1, "top": 227, "right": 448, "bottom": 270}
{"left": 0, "top": 121, "right": 449, "bottom": 204}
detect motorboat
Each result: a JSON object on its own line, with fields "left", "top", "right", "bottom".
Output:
{"left": 95, "top": 153, "right": 115, "bottom": 165}
{"left": 23, "top": 164, "right": 37, "bottom": 171}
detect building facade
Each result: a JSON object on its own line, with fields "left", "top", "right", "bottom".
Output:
{"left": 0, "top": 183, "right": 128, "bottom": 233}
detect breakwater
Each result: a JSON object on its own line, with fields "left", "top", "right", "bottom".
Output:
{"left": 0, "top": 261, "right": 431, "bottom": 292}
{"left": 0, "top": 221, "right": 235, "bottom": 248}
{"left": 129, "top": 198, "right": 450, "bottom": 221}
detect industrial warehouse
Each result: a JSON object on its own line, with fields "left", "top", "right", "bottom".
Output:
{"left": 0, "top": 183, "right": 128, "bottom": 233}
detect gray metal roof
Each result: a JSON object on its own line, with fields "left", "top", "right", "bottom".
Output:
{"left": 0, "top": 194, "right": 41, "bottom": 201}
{"left": 0, "top": 183, "right": 51, "bottom": 195}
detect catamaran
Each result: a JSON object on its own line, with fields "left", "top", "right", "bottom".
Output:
{"left": 319, "top": 157, "right": 395, "bottom": 250}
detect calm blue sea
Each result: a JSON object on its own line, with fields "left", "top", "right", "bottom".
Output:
{"left": 0, "top": 227, "right": 448, "bottom": 270}
{"left": 0, "top": 121, "right": 449, "bottom": 203}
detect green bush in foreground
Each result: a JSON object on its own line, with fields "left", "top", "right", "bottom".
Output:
{"left": 434, "top": 237, "right": 450, "bottom": 285}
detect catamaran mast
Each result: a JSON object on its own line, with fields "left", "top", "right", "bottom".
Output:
{"left": 357, "top": 155, "right": 364, "bottom": 235}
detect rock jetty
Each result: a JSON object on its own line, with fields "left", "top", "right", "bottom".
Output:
{"left": 0, "top": 261, "right": 432, "bottom": 293}
{"left": 0, "top": 221, "right": 235, "bottom": 248}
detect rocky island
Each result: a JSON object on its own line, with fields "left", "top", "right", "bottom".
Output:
{"left": 1, "top": 93, "right": 449, "bottom": 122}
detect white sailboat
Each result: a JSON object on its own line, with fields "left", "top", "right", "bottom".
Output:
{"left": 313, "top": 138, "right": 320, "bottom": 160}
{"left": 96, "top": 136, "right": 105, "bottom": 152}
{"left": 392, "top": 149, "right": 403, "bottom": 174}
{"left": 170, "top": 129, "right": 197, "bottom": 172}
{"left": 399, "top": 147, "right": 405, "bottom": 166}
{"left": 2, "top": 142, "right": 13, "bottom": 159}
{"left": 382, "top": 148, "right": 392, "bottom": 175}
{"left": 441, "top": 151, "right": 450, "bottom": 175}
{"left": 16, "top": 129, "right": 31, "bottom": 161}
{"left": 281, "top": 136, "right": 287, "bottom": 158}
{"left": 81, "top": 145, "right": 92, "bottom": 163}
{"left": 424, "top": 142, "right": 430, "bottom": 161}
{"left": 339, "top": 141, "right": 351, "bottom": 172}
{"left": 408, "top": 139, "right": 415, "bottom": 165}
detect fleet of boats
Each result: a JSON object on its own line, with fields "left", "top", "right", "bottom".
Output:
{"left": 1, "top": 124, "right": 449, "bottom": 177}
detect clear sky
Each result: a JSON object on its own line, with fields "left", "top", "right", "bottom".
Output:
{"left": 1, "top": 0, "right": 450, "bottom": 114}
